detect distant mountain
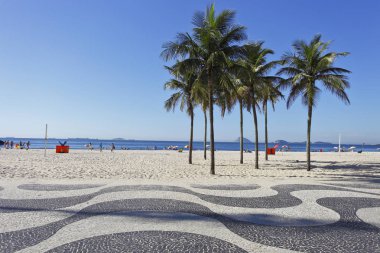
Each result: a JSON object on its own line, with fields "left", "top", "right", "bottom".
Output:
{"left": 274, "top": 140, "right": 288, "bottom": 144}
{"left": 275, "top": 140, "right": 333, "bottom": 145}
{"left": 68, "top": 138, "right": 93, "bottom": 140}
{"left": 313, "top": 141, "right": 332, "bottom": 145}
{"left": 113, "top": 138, "right": 125, "bottom": 141}
{"left": 274, "top": 140, "right": 307, "bottom": 144}
{"left": 234, "top": 137, "right": 252, "bottom": 143}
{"left": 274, "top": 140, "right": 311, "bottom": 145}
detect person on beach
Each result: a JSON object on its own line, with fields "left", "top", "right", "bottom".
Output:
{"left": 26, "top": 141, "right": 30, "bottom": 150}
{"left": 111, "top": 143, "right": 115, "bottom": 152}
{"left": 86, "top": 143, "right": 93, "bottom": 151}
{"left": 99, "top": 143, "right": 103, "bottom": 152}
{"left": 10, "top": 141, "right": 14, "bottom": 149}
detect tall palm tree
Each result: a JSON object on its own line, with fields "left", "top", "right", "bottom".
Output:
{"left": 260, "top": 82, "right": 283, "bottom": 161}
{"left": 235, "top": 42, "right": 279, "bottom": 169}
{"left": 161, "top": 4, "right": 247, "bottom": 174}
{"left": 164, "top": 65, "right": 197, "bottom": 164}
{"left": 236, "top": 82, "right": 246, "bottom": 164}
{"left": 192, "top": 79, "right": 209, "bottom": 160}
{"left": 229, "top": 77, "right": 249, "bottom": 164}
{"left": 278, "top": 35, "right": 350, "bottom": 171}
{"left": 202, "top": 108, "right": 207, "bottom": 160}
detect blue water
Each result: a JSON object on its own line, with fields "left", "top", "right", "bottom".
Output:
{"left": 1, "top": 138, "right": 380, "bottom": 152}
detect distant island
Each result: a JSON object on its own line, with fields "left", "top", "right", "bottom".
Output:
{"left": 274, "top": 140, "right": 332, "bottom": 145}
{"left": 274, "top": 140, "right": 306, "bottom": 145}
{"left": 112, "top": 138, "right": 126, "bottom": 141}
{"left": 313, "top": 141, "right": 333, "bottom": 145}
{"left": 68, "top": 138, "right": 95, "bottom": 140}
{"left": 234, "top": 137, "right": 252, "bottom": 143}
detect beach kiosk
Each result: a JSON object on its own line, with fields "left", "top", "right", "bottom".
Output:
{"left": 267, "top": 144, "right": 279, "bottom": 155}
{"left": 56, "top": 141, "right": 69, "bottom": 153}
{"left": 266, "top": 148, "right": 276, "bottom": 155}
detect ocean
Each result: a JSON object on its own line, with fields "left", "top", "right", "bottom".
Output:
{"left": 1, "top": 138, "right": 380, "bottom": 152}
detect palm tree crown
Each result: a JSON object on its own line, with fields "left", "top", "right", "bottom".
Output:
{"left": 164, "top": 65, "right": 197, "bottom": 116}
{"left": 278, "top": 34, "right": 350, "bottom": 108}
{"left": 161, "top": 4, "right": 247, "bottom": 174}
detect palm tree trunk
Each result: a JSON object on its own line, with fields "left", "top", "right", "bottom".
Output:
{"left": 203, "top": 109, "right": 207, "bottom": 160}
{"left": 189, "top": 108, "right": 194, "bottom": 164}
{"left": 252, "top": 102, "right": 259, "bottom": 169}
{"left": 208, "top": 71, "right": 215, "bottom": 174}
{"left": 264, "top": 100, "right": 268, "bottom": 161}
{"left": 307, "top": 104, "right": 312, "bottom": 171}
{"left": 239, "top": 99, "right": 244, "bottom": 164}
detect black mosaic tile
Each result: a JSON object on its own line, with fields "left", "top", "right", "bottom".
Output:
{"left": 46, "top": 231, "right": 248, "bottom": 253}
{"left": 190, "top": 184, "right": 260, "bottom": 191}
{"left": 1, "top": 184, "right": 378, "bottom": 214}
{"left": 18, "top": 184, "right": 104, "bottom": 191}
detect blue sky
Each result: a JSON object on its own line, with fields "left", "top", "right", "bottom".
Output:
{"left": 0, "top": 0, "right": 379, "bottom": 144}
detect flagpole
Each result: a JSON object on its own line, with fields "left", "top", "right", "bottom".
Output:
{"left": 338, "top": 134, "right": 341, "bottom": 153}
{"left": 44, "top": 124, "right": 48, "bottom": 157}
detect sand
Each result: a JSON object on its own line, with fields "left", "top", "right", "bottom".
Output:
{"left": 0, "top": 149, "right": 379, "bottom": 180}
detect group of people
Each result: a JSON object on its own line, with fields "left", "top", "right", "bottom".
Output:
{"left": 2, "top": 140, "right": 30, "bottom": 150}
{"left": 166, "top": 145, "right": 179, "bottom": 150}
{"left": 87, "top": 142, "right": 116, "bottom": 152}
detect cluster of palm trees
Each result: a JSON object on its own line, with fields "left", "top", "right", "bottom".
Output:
{"left": 162, "top": 4, "right": 350, "bottom": 173}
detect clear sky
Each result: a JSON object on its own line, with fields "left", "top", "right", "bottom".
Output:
{"left": 0, "top": 0, "right": 379, "bottom": 144}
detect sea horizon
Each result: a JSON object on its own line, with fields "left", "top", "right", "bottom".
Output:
{"left": 1, "top": 137, "right": 379, "bottom": 152}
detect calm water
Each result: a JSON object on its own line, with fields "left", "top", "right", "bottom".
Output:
{"left": 1, "top": 138, "right": 380, "bottom": 152}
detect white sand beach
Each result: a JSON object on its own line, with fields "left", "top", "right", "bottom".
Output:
{"left": 0, "top": 149, "right": 379, "bottom": 180}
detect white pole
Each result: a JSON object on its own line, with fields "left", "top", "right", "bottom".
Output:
{"left": 338, "top": 134, "right": 341, "bottom": 153}
{"left": 44, "top": 124, "right": 48, "bottom": 157}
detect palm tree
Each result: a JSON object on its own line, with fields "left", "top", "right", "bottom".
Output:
{"left": 229, "top": 77, "right": 249, "bottom": 164}
{"left": 236, "top": 82, "right": 246, "bottom": 164}
{"left": 164, "top": 65, "right": 197, "bottom": 164}
{"left": 235, "top": 42, "right": 279, "bottom": 169}
{"left": 201, "top": 103, "right": 208, "bottom": 160}
{"left": 261, "top": 82, "right": 283, "bottom": 161}
{"left": 192, "top": 79, "right": 209, "bottom": 160}
{"left": 161, "top": 4, "right": 247, "bottom": 174}
{"left": 278, "top": 35, "right": 350, "bottom": 171}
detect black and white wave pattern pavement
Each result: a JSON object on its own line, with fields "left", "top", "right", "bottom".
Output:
{"left": 0, "top": 181, "right": 379, "bottom": 253}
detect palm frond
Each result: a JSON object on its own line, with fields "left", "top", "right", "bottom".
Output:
{"left": 164, "top": 92, "right": 182, "bottom": 112}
